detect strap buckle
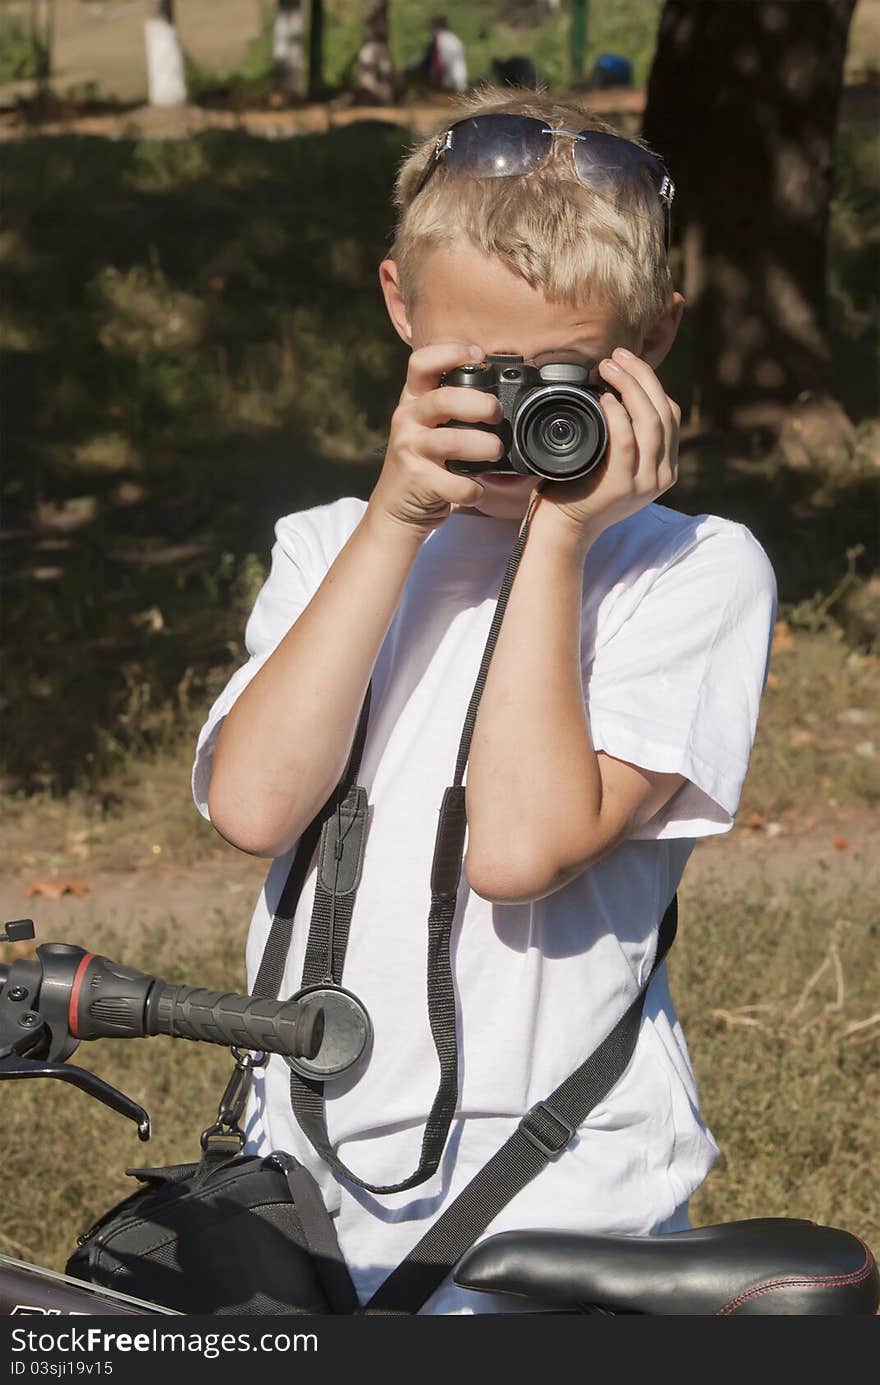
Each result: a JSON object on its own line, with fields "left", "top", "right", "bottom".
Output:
{"left": 199, "top": 1049, "right": 265, "bottom": 1151}
{"left": 518, "top": 1102, "right": 575, "bottom": 1161}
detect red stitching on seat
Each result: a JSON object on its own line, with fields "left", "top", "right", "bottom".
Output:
{"left": 716, "top": 1238, "right": 875, "bottom": 1315}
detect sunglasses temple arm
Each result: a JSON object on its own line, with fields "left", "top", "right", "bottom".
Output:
{"left": 413, "top": 149, "right": 442, "bottom": 198}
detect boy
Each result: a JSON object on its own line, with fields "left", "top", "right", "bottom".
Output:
{"left": 192, "top": 90, "right": 777, "bottom": 1314}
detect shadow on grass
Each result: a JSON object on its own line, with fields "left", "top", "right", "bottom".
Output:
{"left": 0, "top": 121, "right": 876, "bottom": 795}
{"left": 1, "top": 126, "right": 409, "bottom": 792}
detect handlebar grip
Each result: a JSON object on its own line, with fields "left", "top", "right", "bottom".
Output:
{"left": 146, "top": 984, "right": 322, "bottom": 1060}
{"left": 59, "top": 951, "right": 322, "bottom": 1061}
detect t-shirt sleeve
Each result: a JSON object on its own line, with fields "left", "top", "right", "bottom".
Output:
{"left": 585, "top": 522, "right": 778, "bottom": 840}
{"left": 191, "top": 516, "right": 320, "bottom": 821}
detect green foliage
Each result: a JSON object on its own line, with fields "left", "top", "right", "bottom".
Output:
{"left": 0, "top": 14, "right": 48, "bottom": 84}
{"left": 183, "top": 2, "right": 277, "bottom": 105}
{"left": 829, "top": 124, "right": 880, "bottom": 418}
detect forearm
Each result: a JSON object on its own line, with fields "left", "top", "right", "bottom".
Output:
{"left": 208, "top": 507, "right": 423, "bottom": 857}
{"left": 464, "top": 506, "right": 604, "bottom": 901}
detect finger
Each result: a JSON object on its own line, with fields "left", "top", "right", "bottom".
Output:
{"left": 598, "top": 388, "right": 637, "bottom": 478}
{"left": 402, "top": 342, "right": 483, "bottom": 400}
{"left": 609, "top": 350, "right": 681, "bottom": 485}
{"left": 598, "top": 358, "right": 663, "bottom": 443}
{"left": 420, "top": 426, "right": 506, "bottom": 466}
{"left": 598, "top": 359, "right": 664, "bottom": 476}
{"left": 412, "top": 386, "right": 503, "bottom": 428}
{"left": 445, "top": 475, "right": 487, "bottom": 509}
{"left": 401, "top": 458, "right": 486, "bottom": 510}
{"left": 609, "top": 348, "right": 675, "bottom": 431}
{"left": 657, "top": 448, "right": 679, "bottom": 495}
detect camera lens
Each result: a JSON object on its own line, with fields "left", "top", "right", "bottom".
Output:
{"left": 546, "top": 416, "right": 577, "bottom": 449}
{"left": 513, "top": 387, "right": 607, "bottom": 479}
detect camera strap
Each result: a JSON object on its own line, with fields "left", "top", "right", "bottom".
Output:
{"left": 252, "top": 496, "right": 543, "bottom": 1194}
{"left": 245, "top": 489, "right": 681, "bottom": 1312}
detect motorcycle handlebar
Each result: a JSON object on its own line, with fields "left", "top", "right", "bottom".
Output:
{"left": 146, "top": 983, "right": 322, "bottom": 1058}
{"left": 1, "top": 944, "right": 322, "bottom": 1064}
{"left": 72, "top": 952, "right": 322, "bottom": 1060}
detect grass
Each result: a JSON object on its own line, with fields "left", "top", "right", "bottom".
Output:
{"left": 0, "top": 917, "right": 248, "bottom": 1271}
{"left": 0, "top": 70, "right": 877, "bottom": 1302}
{"left": 738, "top": 627, "right": 879, "bottom": 824}
{"left": 1, "top": 123, "right": 409, "bottom": 796}
{"left": 1, "top": 113, "right": 877, "bottom": 805}
{"left": 0, "top": 875, "right": 876, "bottom": 1280}
{"left": 677, "top": 877, "right": 879, "bottom": 1246}
{"left": 0, "top": 618, "right": 876, "bottom": 882}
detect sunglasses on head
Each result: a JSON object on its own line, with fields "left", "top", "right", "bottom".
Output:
{"left": 413, "top": 113, "right": 675, "bottom": 252}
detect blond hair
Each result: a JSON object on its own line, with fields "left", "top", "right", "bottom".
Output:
{"left": 391, "top": 88, "right": 673, "bottom": 337}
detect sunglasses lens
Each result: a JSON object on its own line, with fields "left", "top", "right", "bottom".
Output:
{"left": 447, "top": 115, "right": 551, "bottom": 181}
{"left": 572, "top": 131, "right": 661, "bottom": 199}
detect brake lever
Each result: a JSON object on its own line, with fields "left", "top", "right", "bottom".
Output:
{"left": 0, "top": 1054, "right": 151, "bottom": 1141}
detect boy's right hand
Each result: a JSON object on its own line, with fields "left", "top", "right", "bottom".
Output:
{"left": 368, "top": 342, "right": 505, "bottom": 536}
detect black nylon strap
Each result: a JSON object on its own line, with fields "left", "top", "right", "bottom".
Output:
{"left": 302, "top": 789, "right": 368, "bottom": 987}
{"left": 452, "top": 508, "right": 536, "bottom": 787}
{"left": 225, "top": 689, "right": 372, "bottom": 1148}
{"left": 274, "top": 1151, "right": 360, "bottom": 1314}
{"left": 283, "top": 498, "right": 544, "bottom": 1194}
{"left": 362, "top": 892, "right": 679, "bottom": 1314}
{"left": 288, "top": 889, "right": 461, "bottom": 1194}
{"left": 253, "top": 686, "right": 372, "bottom": 1001}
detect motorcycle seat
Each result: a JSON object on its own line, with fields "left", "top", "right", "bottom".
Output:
{"left": 454, "top": 1218, "right": 879, "bottom": 1314}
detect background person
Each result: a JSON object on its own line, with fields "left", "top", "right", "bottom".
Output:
{"left": 407, "top": 15, "right": 469, "bottom": 93}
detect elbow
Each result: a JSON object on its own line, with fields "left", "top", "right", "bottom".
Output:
{"left": 465, "top": 847, "right": 571, "bottom": 906}
{"left": 206, "top": 783, "right": 296, "bottom": 859}
{"left": 466, "top": 832, "right": 610, "bottom": 905}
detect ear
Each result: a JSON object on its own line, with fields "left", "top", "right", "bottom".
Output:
{"left": 379, "top": 259, "right": 413, "bottom": 346}
{"left": 637, "top": 291, "right": 685, "bottom": 369}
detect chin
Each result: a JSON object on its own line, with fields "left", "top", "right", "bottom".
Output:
{"left": 473, "top": 476, "right": 537, "bottom": 520}
{"left": 475, "top": 499, "right": 531, "bottom": 520}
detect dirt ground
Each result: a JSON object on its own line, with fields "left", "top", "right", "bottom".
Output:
{"left": 0, "top": 83, "right": 647, "bottom": 141}
{"left": 3, "top": 809, "right": 875, "bottom": 951}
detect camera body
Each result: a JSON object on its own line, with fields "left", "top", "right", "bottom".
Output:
{"left": 442, "top": 354, "right": 609, "bottom": 481}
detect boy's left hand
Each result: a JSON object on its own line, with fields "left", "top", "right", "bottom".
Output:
{"left": 536, "top": 348, "right": 680, "bottom": 544}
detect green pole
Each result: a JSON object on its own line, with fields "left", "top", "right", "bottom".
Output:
{"left": 570, "top": 0, "right": 588, "bottom": 88}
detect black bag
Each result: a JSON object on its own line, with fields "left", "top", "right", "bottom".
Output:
{"left": 66, "top": 1148, "right": 359, "bottom": 1315}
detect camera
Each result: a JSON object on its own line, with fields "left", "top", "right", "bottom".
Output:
{"left": 441, "top": 354, "right": 609, "bottom": 481}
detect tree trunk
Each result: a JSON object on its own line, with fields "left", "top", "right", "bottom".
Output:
{"left": 144, "top": 0, "right": 187, "bottom": 107}
{"left": 30, "top": 0, "right": 54, "bottom": 86}
{"left": 352, "top": 0, "right": 395, "bottom": 105}
{"left": 274, "top": 0, "right": 304, "bottom": 98}
{"left": 307, "top": 0, "right": 326, "bottom": 101}
{"left": 642, "top": 0, "right": 857, "bottom": 435}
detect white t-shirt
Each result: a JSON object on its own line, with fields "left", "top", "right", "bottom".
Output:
{"left": 192, "top": 496, "right": 777, "bottom": 1314}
